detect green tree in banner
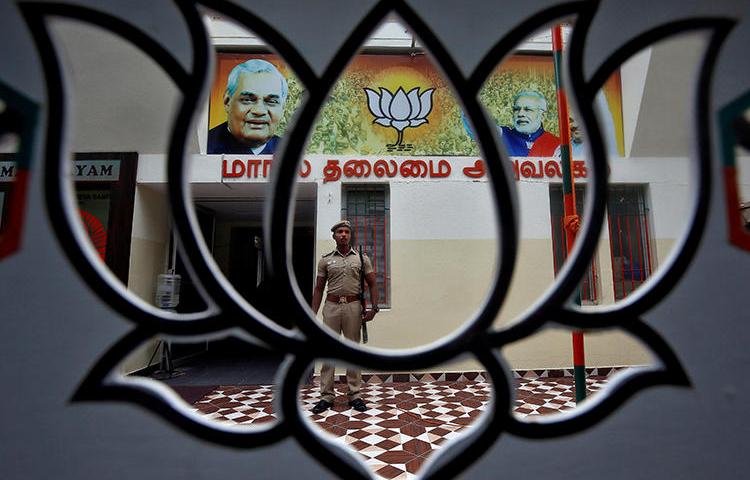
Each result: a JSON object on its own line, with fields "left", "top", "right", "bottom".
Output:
{"left": 309, "top": 73, "right": 367, "bottom": 153}
{"left": 276, "top": 74, "right": 304, "bottom": 137}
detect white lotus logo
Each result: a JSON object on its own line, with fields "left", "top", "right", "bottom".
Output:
{"left": 364, "top": 86, "right": 435, "bottom": 149}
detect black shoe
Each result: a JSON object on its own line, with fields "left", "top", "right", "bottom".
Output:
{"left": 348, "top": 398, "right": 367, "bottom": 412}
{"left": 312, "top": 400, "right": 332, "bottom": 414}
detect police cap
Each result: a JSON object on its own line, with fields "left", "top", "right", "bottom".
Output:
{"left": 331, "top": 220, "right": 352, "bottom": 232}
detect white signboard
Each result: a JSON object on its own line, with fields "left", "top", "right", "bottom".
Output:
{"left": 72, "top": 160, "right": 121, "bottom": 181}
{"left": 0, "top": 160, "right": 121, "bottom": 182}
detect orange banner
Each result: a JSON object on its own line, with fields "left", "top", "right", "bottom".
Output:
{"left": 209, "top": 53, "right": 623, "bottom": 157}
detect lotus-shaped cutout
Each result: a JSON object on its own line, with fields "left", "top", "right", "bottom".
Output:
{"left": 20, "top": 0, "right": 732, "bottom": 478}
{"left": 364, "top": 86, "right": 434, "bottom": 146}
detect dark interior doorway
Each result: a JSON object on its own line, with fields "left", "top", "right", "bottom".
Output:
{"left": 218, "top": 225, "right": 314, "bottom": 352}
{"left": 229, "top": 226, "right": 315, "bottom": 303}
{"left": 150, "top": 185, "right": 317, "bottom": 386}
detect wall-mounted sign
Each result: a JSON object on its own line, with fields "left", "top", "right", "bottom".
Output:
{"left": 218, "top": 156, "right": 588, "bottom": 182}
{"left": 72, "top": 160, "right": 121, "bottom": 181}
{"left": 222, "top": 158, "right": 311, "bottom": 179}
{"left": 0, "top": 160, "right": 120, "bottom": 182}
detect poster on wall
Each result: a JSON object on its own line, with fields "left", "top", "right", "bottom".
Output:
{"left": 76, "top": 190, "right": 110, "bottom": 261}
{"left": 208, "top": 52, "right": 624, "bottom": 157}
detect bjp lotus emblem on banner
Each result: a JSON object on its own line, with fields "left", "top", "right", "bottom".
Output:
{"left": 364, "top": 86, "right": 435, "bottom": 152}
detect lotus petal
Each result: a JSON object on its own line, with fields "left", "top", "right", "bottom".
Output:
{"left": 379, "top": 87, "right": 393, "bottom": 120}
{"left": 374, "top": 117, "right": 392, "bottom": 127}
{"left": 418, "top": 88, "right": 435, "bottom": 118}
{"left": 389, "top": 87, "right": 412, "bottom": 121}
{"left": 410, "top": 118, "right": 427, "bottom": 127}
{"left": 392, "top": 120, "right": 410, "bottom": 131}
{"left": 364, "top": 88, "right": 383, "bottom": 117}
{"left": 407, "top": 88, "right": 421, "bottom": 119}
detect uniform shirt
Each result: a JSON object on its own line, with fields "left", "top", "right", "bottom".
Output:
{"left": 317, "top": 248, "right": 374, "bottom": 296}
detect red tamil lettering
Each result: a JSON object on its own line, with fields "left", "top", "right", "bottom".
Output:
{"left": 298, "top": 159, "right": 311, "bottom": 178}
{"left": 573, "top": 160, "right": 588, "bottom": 178}
{"left": 343, "top": 159, "right": 372, "bottom": 178}
{"left": 221, "top": 159, "right": 245, "bottom": 178}
{"left": 263, "top": 159, "right": 272, "bottom": 177}
{"left": 429, "top": 159, "right": 451, "bottom": 178}
{"left": 463, "top": 159, "right": 485, "bottom": 178}
{"left": 400, "top": 159, "right": 428, "bottom": 178}
{"left": 533, "top": 160, "right": 544, "bottom": 178}
{"left": 247, "top": 159, "right": 261, "bottom": 178}
{"left": 544, "top": 160, "right": 562, "bottom": 178}
{"left": 373, "top": 159, "right": 398, "bottom": 177}
{"left": 323, "top": 159, "right": 342, "bottom": 183}
{"left": 519, "top": 160, "right": 544, "bottom": 178}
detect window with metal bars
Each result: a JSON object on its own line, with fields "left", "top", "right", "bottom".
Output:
{"left": 341, "top": 184, "right": 391, "bottom": 308}
{"left": 549, "top": 184, "right": 600, "bottom": 304}
{"left": 607, "top": 184, "right": 653, "bottom": 300}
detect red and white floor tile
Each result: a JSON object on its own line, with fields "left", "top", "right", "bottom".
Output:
{"left": 192, "top": 376, "right": 609, "bottom": 479}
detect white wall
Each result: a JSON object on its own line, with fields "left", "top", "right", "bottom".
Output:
{"left": 49, "top": 21, "right": 198, "bottom": 154}
{"left": 132, "top": 153, "right": 709, "bottom": 368}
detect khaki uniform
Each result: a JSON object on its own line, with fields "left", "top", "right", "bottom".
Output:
{"left": 317, "top": 248, "right": 373, "bottom": 402}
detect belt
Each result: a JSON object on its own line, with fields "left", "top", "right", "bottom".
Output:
{"left": 326, "top": 294, "right": 360, "bottom": 304}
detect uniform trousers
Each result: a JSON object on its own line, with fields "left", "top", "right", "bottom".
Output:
{"left": 320, "top": 300, "right": 362, "bottom": 402}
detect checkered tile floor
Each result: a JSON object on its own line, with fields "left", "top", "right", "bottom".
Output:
{"left": 192, "top": 376, "right": 609, "bottom": 479}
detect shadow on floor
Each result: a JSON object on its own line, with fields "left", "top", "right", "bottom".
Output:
{"left": 131, "top": 338, "right": 302, "bottom": 404}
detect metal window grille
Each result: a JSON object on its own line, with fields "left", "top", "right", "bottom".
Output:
{"left": 342, "top": 184, "right": 391, "bottom": 308}
{"left": 549, "top": 184, "right": 600, "bottom": 304}
{"left": 607, "top": 184, "right": 653, "bottom": 300}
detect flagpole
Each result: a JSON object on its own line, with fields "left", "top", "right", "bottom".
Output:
{"left": 552, "top": 24, "right": 587, "bottom": 403}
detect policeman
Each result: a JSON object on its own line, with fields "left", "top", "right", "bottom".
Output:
{"left": 310, "top": 220, "right": 379, "bottom": 414}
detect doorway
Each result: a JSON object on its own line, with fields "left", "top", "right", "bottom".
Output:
{"left": 164, "top": 183, "right": 317, "bottom": 381}
{"left": 227, "top": 224, "right": 315, "bottom": 329}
